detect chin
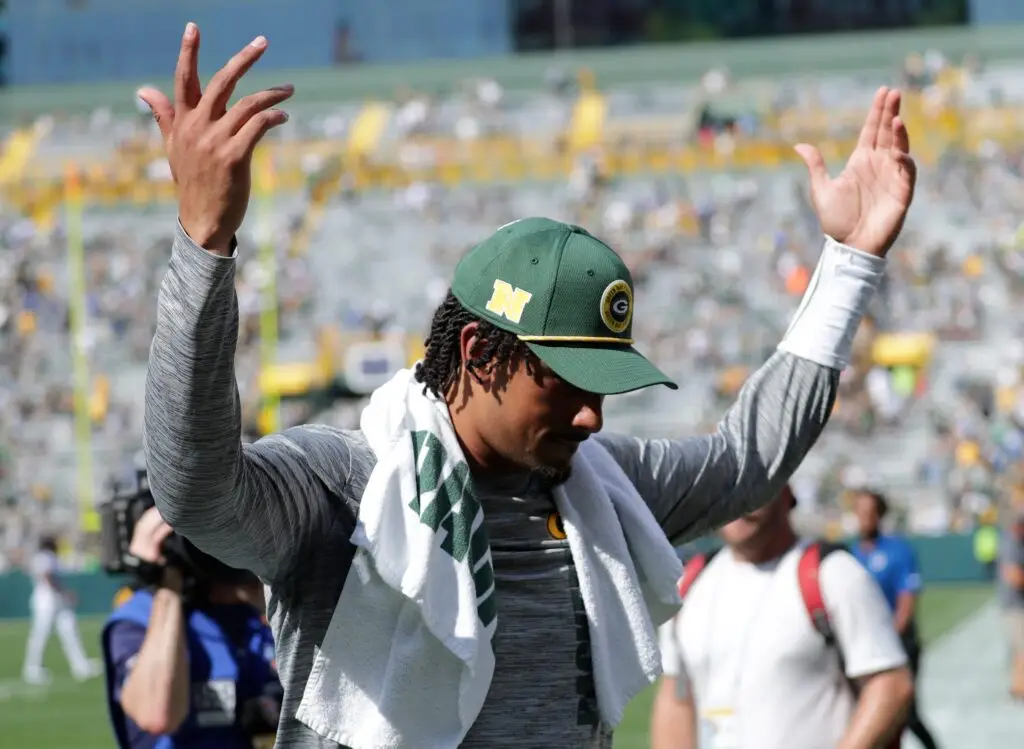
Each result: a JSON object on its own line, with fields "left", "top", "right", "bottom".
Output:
{"left": 535, "top": 464, "right": 573, "bottom": 486}
{"left": 523, "top": 438, "right": 584, "bottom": 485}
{"left": 540, "top": 447, "right": 578, "bottom": 468}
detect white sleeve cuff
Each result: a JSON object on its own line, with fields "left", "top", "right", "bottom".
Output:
{"left": 776, "top": 236, "right": 886, "bottom": 371}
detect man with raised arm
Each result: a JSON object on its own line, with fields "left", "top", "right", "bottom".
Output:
{"left": 140, "top": 23, "right": 916, "bottom": 749}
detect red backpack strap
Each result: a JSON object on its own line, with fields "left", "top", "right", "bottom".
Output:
{"left": 677, "top": 554, "right": 707, "bottom": 598}
{"left": 798, "top": 541, "right": 902, "bottom": 748}
{"left": 797, "top": 540, "right": 849, "bottom": 644}
{"left": 678, "top": 548, "right": 720, "bottom": 598}
{"left": 797, "top": 541, "right": 835, "bottom": 645}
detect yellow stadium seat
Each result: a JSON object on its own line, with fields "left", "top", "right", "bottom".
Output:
{"left": 955, "top": 440, "right": 982, "bottom": 467}
{"left": 258, "top": 362, "right": 324, "bottom": 399}
{"left": 871, "top": 332, "right": 936, "bottom": 369}
{"left": 568, "top": 92, "right": 607, "bottom": 153}
{"left": 16, "top": 310, "right": 37, "bottom": 336}
{"left": 346, "top": 103, "right": 391, "bottom": 158}
{"left": 963, "top": 255, "right": 984, "bottom": 278}
{"left": 90, "top": 375, "right": 110, "bottom": 424}
{"left": 406, "top": 337, "right": 426, "bottom": 366}
{"left": 0, "top": 126, "right": 44, "bottom": 186}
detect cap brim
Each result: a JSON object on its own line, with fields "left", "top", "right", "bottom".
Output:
{"left": 524, "top": 341, "right": 678, "bottom": 396}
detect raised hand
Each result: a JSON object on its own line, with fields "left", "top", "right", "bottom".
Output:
{"left": 795, "top": 86, "right": 917, "bottom": 257}
{"left": 137, "top": 23, "right": 294, "bottom": 256}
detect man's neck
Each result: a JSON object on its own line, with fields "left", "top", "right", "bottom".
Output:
{"left": 732, "top": 528, "right": 799, "bottom": 565}
{"left": 447, "top": 399, "right": 519, "bottom": 479}
{"left": 859, "top": 532, "right": 881, "bottom": 550}
{"left": 445, "top": 388, "right": 546, "bottom": 486}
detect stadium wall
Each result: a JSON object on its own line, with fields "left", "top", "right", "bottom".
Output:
{"left": 0, "top": 534, "right": 992, "bottom": 619}
{"left": 1, "top": 22, "right": 1023, "bottom": 120}
{"left": 6, "top": 0, "right": 337, "bottom": 85}
{"left": 969, "top": 0, "right": 1024, "bottom": 24}
{"left": 3, "top": 0, "right": 512, "bottom": 87}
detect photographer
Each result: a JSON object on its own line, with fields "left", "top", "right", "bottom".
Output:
{"left": 101, "top": 506, "right": 282, "bottom": 749}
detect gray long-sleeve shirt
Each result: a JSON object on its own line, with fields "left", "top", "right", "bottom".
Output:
{"left": 144, "top": 224, "right": 839, "bottom": 748}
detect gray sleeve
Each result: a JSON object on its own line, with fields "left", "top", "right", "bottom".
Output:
{"left": 595, "top": 351, "right": 837, "bottom": 544}
{"left": 143, "top": 224, "right": 350, "bottom": 582}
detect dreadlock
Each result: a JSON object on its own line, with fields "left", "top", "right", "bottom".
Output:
{"left": 414, "top": 290, "right": 535, "bottom": 399}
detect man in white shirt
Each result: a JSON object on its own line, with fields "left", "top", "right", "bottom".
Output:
{"left": 651, "top": 486, "right": 912, "bottom": 749}
{"left": 22, "top": 535, "right": 101, "bottom": 685}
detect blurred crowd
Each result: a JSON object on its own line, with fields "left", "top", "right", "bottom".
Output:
{"left": 3, "top": 50, "right": 1024, "bottom": 569}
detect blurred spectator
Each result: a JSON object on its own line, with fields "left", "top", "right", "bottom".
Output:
{"left": 999, "top": 509, "right": 1024, "bottom": 701}
{"left": 851, "top": 490, "right": 940, "bottom": 749}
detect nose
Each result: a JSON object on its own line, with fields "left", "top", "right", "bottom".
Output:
{"left": 572, "top": 393, "right": 604, "bottom": 434}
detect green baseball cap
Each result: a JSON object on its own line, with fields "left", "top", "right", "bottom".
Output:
{"left": 450, "top": 217, "right": 677, "bottom": 395}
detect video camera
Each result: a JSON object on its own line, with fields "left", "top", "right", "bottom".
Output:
{"left": 98, "top": 456, "right": 256, "bottom": 596}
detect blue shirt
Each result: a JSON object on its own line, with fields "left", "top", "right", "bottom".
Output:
{"left": 852, "top": 535, "right": 923, "bottom": 613}
{"left": 103, "top": 590, "right": 279, "bottom": 749}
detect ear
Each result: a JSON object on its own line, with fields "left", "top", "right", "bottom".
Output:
{"left": 458, "top": 321, "right": 481, "bottom": 365}
{"left": 458, "top": 321, "right": 499, "bottom": 390}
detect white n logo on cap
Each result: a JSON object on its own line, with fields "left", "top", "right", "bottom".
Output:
{"left": 485, "top": 279, "right": 533, "bottom": 324}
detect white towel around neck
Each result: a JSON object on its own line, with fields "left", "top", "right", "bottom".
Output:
{"left": 294, "top": 367, "right": 682, "bottom": 748}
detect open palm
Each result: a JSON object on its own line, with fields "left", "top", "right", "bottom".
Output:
{"left": 795, "top": 87, "right": 917, "bottom": 257}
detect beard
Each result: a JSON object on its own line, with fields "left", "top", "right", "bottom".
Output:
{"left": 534, "top": 463, "right": 573, "bottom": 487}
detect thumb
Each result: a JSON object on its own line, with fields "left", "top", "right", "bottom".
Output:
{"left": 136, "top": 87, "right": 174, "bottom": 141}
{"left": 794, "top": 143, "right": 829, "bottom": 193}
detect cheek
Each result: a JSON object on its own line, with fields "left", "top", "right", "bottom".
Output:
{"left": 502, "top": 370, "right": 581, "bottom": 443}
{"left": 721, "top": 518, "right": 756, "bottom": 542}
{"left": 502, "top": 377, "right": 554, "bottom": 433}
{"left": 486, "top": 398, "right": 540, "bottom": 446}
{"left": 522, "top": 407, "right": 565, "bottom": 444}
{"left": 510, "top": 409, "right": 548, "bottom": 444}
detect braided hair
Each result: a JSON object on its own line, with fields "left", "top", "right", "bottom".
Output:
{"left": 414, "top": 290, "right": 534, "bottom": 399}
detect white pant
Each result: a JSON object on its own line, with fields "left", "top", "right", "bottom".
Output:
{"left": 23, "top": 590, "right": 91, "bottom": 677}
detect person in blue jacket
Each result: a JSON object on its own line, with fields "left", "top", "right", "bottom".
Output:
{"left": 852, "top": 488, "right": 940, "bottom": 749}
{"left": 102, "top": 506, "right": 282, "bottom": 749}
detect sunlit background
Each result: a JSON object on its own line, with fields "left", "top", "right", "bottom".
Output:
{"left": 0, "top": 1, "right": 1023, "bottom": 747}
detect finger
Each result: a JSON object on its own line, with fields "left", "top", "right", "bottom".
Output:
{"left": 891, "top": 114, "right": 910, "bottom": 155}
{"left": 221, "top": 85, "right": 294, "bottom": 136}
{"left": 128, "top": 530, "right": 160, "bottom": 561}
{"left": 895, "top": 152, "right": 917, "bottom": 192}
{"left": 137, "top": 518, "right": 173, "bottom": 564}
{"left": 876, "top": 89, "right": 900, "bottom": 150}
{"left": 201, "top": 36, "right": 269, "bottom": 120}
{"left": 136, "top": 507, "right": 164, "bottom": 537}
{"left": 174, "top": 22, "right": 202, "bottom": 116}
{"left": 857, "top": 86, "right": 888, "bottom": 151}
{"left": 794, "top": 143, "right": 829, "bottom": 193}
{"left": 232, "top": 108, "right": 290, "bottom": 160}
{"left": 136, "top": 87, "right": 174, "bottom": 142}
{"left": 152, "top": 522, "right": 175, "bottom": 546}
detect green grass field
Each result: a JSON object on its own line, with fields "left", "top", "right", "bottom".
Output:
{"left": 0, "top": 584, "right": 993, "bottom": 749}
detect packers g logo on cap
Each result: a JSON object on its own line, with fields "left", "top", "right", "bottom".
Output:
{"left": 600, "top": 280, "right": 633, "bottom": 334}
